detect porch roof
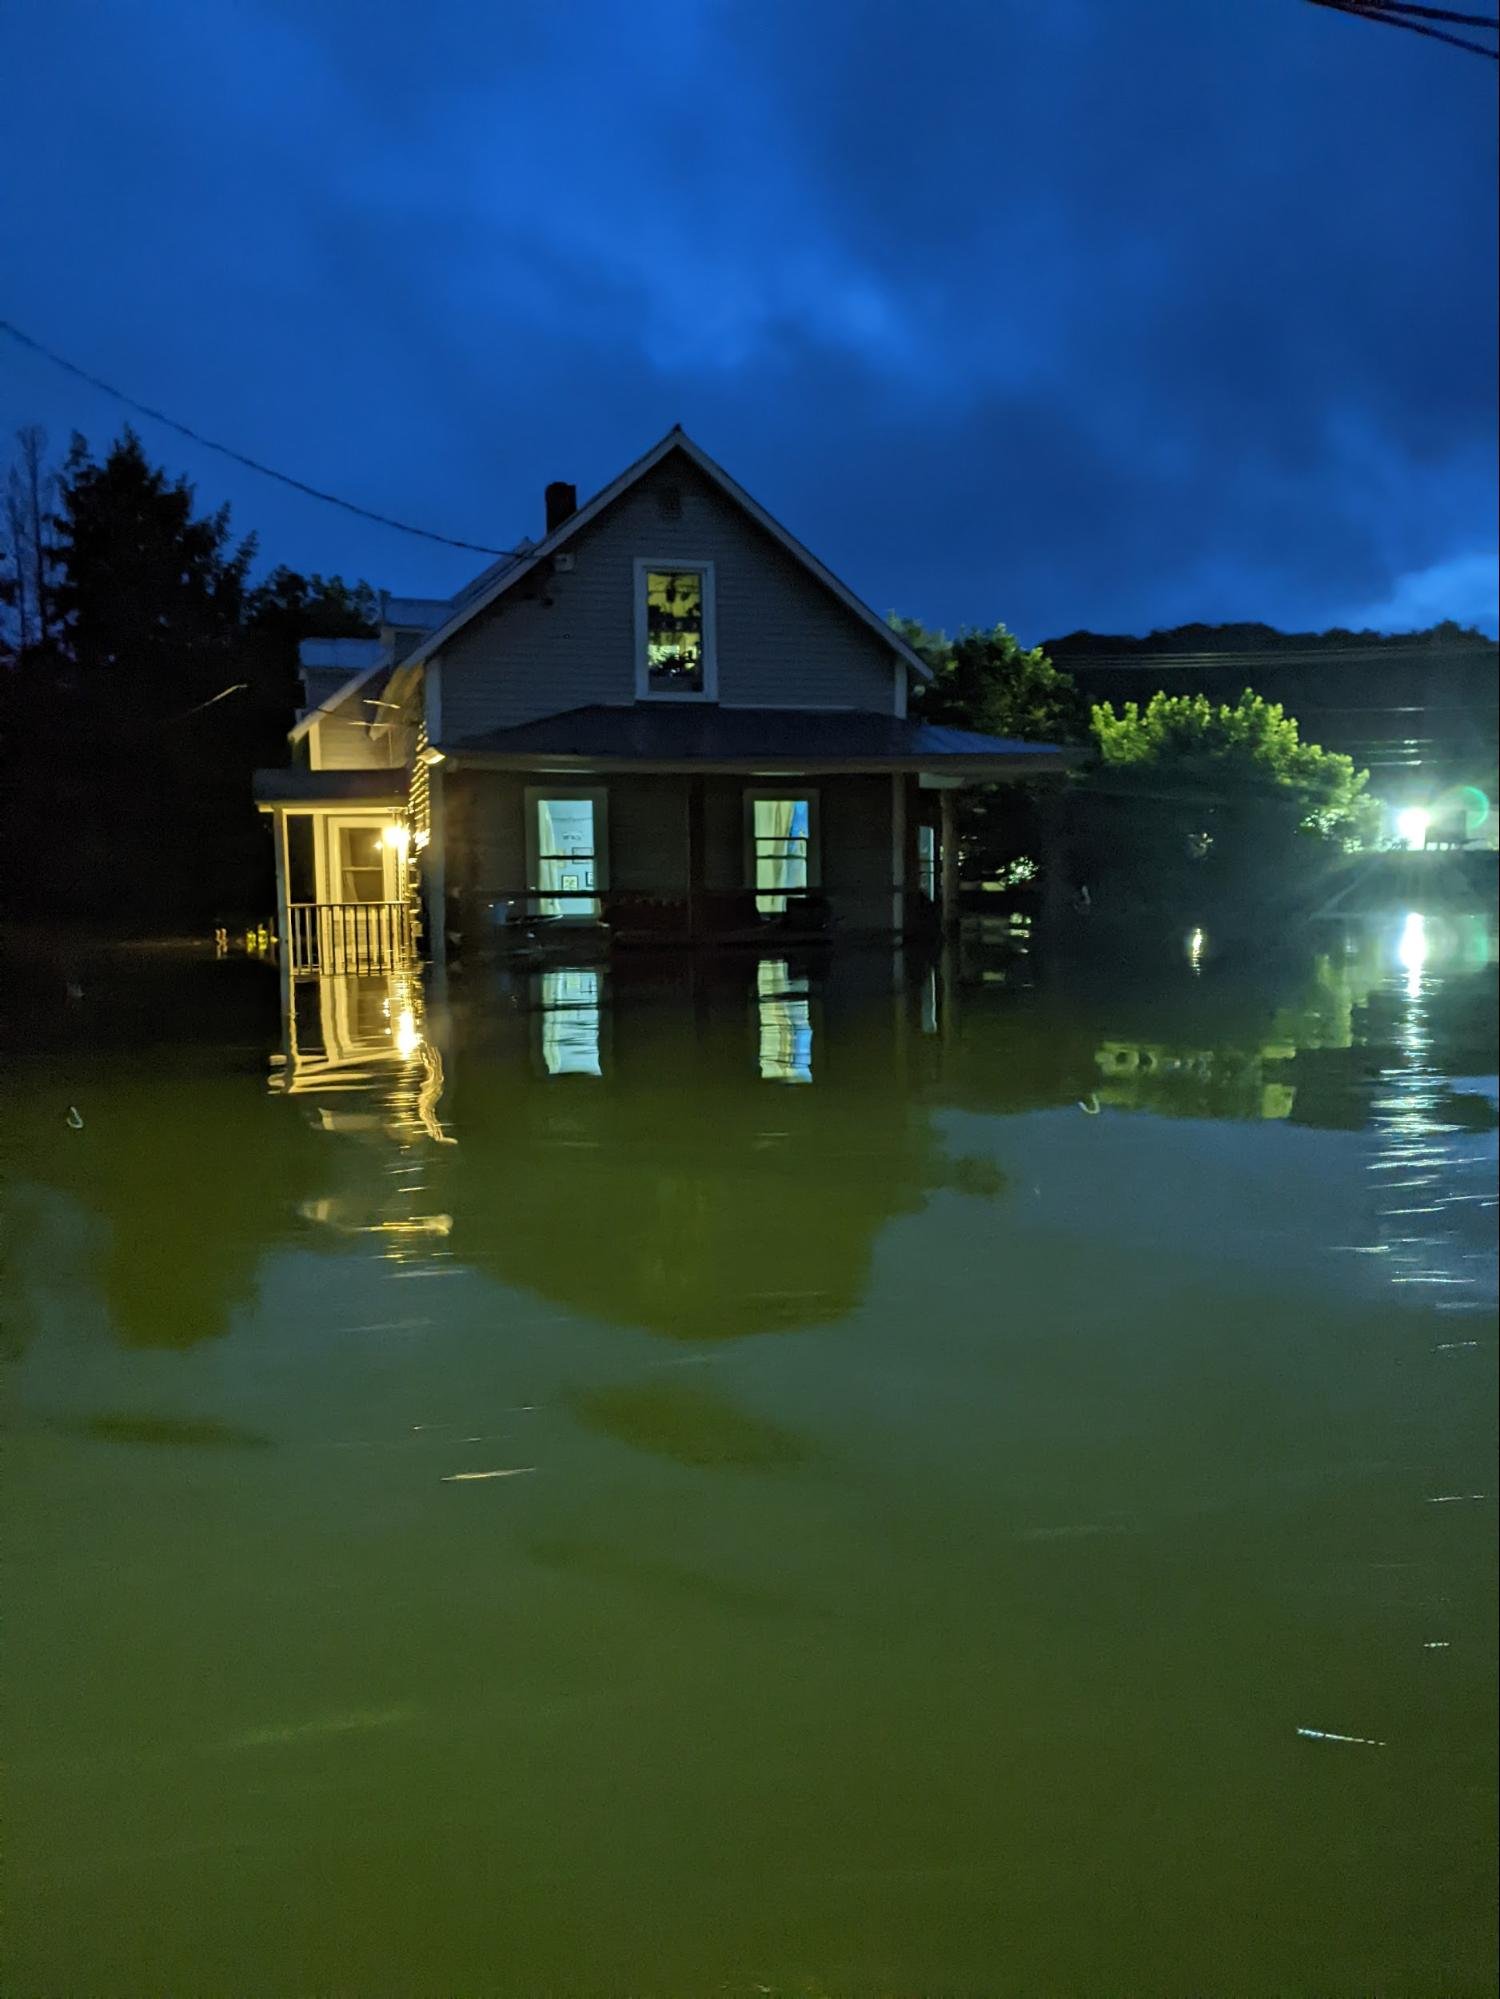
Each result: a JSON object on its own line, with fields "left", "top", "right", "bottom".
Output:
{"left": 444, "top": 705, "right": 1083, "bottom": 777}
{"left": 252, "top": 767, "right": 406, "bottom": 809}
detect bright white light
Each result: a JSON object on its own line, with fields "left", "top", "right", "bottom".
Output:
{"left": 1396, "top": 807, "right": 1429, "bottom": 851}
{"left": 1187, "top": 927, "right": 1206, "bottom": 971}
{"left": 1398, "top": 911, "right": 1427, "bottom": 1000}
{"left": 384, "top": 823, "right": 411, "bottom": 857}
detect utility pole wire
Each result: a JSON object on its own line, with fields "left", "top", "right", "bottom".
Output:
{"left": 0, "top": 317, "right": 519, "bottom": 558}
{"left": 1306, "top": 0, "right": 1500, "bottom": 57}
{"left": 1349, "top": 0, "right": 1499, "bottom": 26}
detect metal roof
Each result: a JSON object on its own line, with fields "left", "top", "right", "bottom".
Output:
{"left": 252, "top": 767, "right": 406, "bottom": 808}
{"left": 445, "top": 705, "right": 1079, "bottom": 773}
{"left": 297, "top": 637, "right": 387, "bottom": 671}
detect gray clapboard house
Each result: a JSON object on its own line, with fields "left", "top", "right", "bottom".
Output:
{"left": 254, "top": 428, "right": 1073, "bottom": 968}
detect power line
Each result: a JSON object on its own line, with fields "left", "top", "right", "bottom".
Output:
{"left": 1306, "top": 0, "right": 1500, "bottom": 57}
{"left": 0, "top": 317, "right": 517, "bottom": 558}
{"left": 1355, "top": 0, "right": 1500, "bottom": 26}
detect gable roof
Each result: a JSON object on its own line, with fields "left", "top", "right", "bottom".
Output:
{"left": 402, "top": 427, "right": 933, "bottom": 682}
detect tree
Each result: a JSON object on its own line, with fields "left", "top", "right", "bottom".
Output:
{"left": 894, "top": 617, "right": 1085, "bottom": 743}
{"left": 890, "top": 617, "right": 1085, "bottom": 888}
{"left": 3, "top": 427, "right": 380, "bottom": 932}
{"left": 1076, "top": 688, "right": 1379, "bottom": 917}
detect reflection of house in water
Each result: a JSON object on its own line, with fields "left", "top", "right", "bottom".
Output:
{"left": 270, "top": 970, "right": 456, "bottom": 1261}
{"left": 442, "top": 953, "right": 997, "bottom": 1340}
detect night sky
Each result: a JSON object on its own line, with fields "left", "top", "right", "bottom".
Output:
{"left": 2, "top": 0, "right": 1496, "bottom": 642}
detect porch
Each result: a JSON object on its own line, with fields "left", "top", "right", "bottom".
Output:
{"left": 254, "top": 766, "right": 418, "bottom": 975}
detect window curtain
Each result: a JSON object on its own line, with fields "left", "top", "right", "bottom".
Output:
{"left": 754, "top": 798, "right": 810, "bottom": 915}
{"left": 536, "top": 798, "right": 599, "bottom": 921}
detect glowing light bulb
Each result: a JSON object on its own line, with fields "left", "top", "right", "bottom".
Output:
{"left": 384, "top": 823, "right": 411, "bottom": 857}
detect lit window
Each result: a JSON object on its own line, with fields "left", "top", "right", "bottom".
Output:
{"left": 752, "top": 798, "right": 811, "bottom": 915}
{"left": 636, "top": 561, "right": 714, "bottom": 698}
{"left": 917, "top": 823, "right": 937, "bottom": 900}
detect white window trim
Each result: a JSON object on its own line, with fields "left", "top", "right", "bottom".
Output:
{"left": 743, "top": 787, "right": 821, "bottom": 895}
{"left": 525, "top": 785, "right": 610, "bottom": 922}
{"left": 634, "top": 558, "right": 717, "bottom": 702}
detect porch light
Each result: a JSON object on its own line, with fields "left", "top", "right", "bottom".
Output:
{"left": 384, "top": 823, "right": 411, "bottom": 858}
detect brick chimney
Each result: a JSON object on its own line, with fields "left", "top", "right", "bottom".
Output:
{"left": 544, "top": 481, "right": 577, "bottom": 535}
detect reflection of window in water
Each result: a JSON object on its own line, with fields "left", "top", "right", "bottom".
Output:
{"left": 541, "top": 968, "right": 602, "bottom": 1077}
{"left": 757, "top": 959, "right": 813, "bottom": 1083}
{"left": 921, "top": 966, "right": 939, "bottom": 1035}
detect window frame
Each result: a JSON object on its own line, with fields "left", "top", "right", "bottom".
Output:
{"left": 743, "top": 788, "right": 821, "bottom": 910}
{"left": 524, "top": 785, "right": 610, "bottom": 923}
{"left": 634, "top": 558, "right": 718, "bottom": 702}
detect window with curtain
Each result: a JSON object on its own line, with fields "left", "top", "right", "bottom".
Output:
{"left": 535, "top": 797, "right": 600, "bottom": 920}
{"left": 752, "top": 798, "right": 810, "bottom": 915}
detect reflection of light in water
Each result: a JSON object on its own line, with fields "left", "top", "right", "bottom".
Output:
{"left": 1352, "top": 910, "right": 1496, "bottom": 1310}
{"left": 394, "top": 1007, "right": 420, "bottom": 1060}
{"left": 758, "top": 960, "right": 813, "bottom": 1083}
{"left": 1187, "top": 927, "right": 1205, "bottom": 974}
{"left": 1398, "top": 911, "right": 1426, "bottom": 1000}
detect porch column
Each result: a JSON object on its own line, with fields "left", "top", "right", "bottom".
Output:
{"left": 425, "top": 764, "right": 448, "bottom": 963}
{"left": 940, "top": 786, "right": 960, "bottom": 932}
{"left": 890, "top": 771, "right": 907, "bottom": 935}
{"left": 272, "top": 810, "right": 291, "bottom": 960}
{"left": 685, "top": 777, "right": 706, "bottom": 938}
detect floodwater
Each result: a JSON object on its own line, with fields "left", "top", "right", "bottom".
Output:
{"left": 3, "top": 914, "right": 1496, "bottom": 1996}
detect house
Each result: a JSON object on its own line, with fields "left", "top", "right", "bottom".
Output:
{"left": 253, "top": 427, "right": 1076, "bottom": 970}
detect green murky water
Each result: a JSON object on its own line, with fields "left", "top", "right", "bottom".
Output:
{"left": 3, "top": 916, "right": 1496, "bottom": 1995}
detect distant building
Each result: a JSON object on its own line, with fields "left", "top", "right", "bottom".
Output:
{"left": 1044, "top": 623, "right": 1498, "bottom": 848}
{"left": 254, "top": 428, "right": 1077, "bottom": 969}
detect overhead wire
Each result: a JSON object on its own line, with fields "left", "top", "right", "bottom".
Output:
{"left": 0, "top": 316, "right": 520, "bottom": 558}
{"left": 1312, "top": 0, "right": 1500, "bottom": 56}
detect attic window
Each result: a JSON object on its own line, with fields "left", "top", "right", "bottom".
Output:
{"left": 635, "top": 560, "right": 716, "bottom": 700}
{"left": 657, "top": 483, "right": 683, "bottom": 521}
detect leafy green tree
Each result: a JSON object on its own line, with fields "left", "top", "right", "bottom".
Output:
{"left": 894, "top": 616, "right": 1085, "bottom": 742}
{"left": 1089, "top": 688, "right": 1376, "bottom": 840}
{"left": 1075, "top": 688, "right": 1379, "bottom": 918}
{"left": 890, "top": 618, "right": 1085, "bottom": 888}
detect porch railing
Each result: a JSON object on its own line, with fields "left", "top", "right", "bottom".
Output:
{"left": 286, "top": 901, "right": 415, "bottom": 973}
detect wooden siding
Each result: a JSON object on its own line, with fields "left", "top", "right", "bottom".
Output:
{"left": 446, "top": 770, "right": 908, "bottom": 932}
{"left": 437, "top": 453, "right": 902, "bottom": 742}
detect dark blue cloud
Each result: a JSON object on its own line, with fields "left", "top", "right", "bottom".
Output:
{"left": 2, "top": 0, "right": 1494, "bottom": 639}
